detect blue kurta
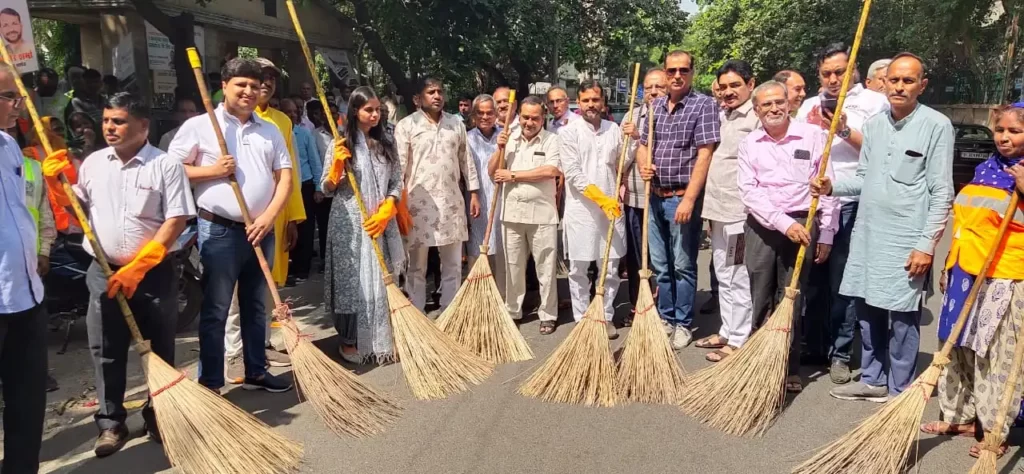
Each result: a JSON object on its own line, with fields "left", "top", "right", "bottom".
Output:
{"left": 833, "top": 103, "right": 955, "bottom": 312}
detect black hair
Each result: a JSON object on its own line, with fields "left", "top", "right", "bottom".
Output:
{"left": 104, "top": 92, "right": 151, "bottom": 120}
{"left": 173, "top": 95, "right": 198, "bottom": 111}
{"left": 519, "top": 95, "right": 547, "bottom": 114}
{"left": 306, "top": 99, "right": 322, "bottom": 117}
{"left": 102, "top": 75, "right": 118, "bottom": 88}
{"left": 345, "top": 86, "right": 397, "bottom": 165}
{"left": 416, "top": 77, "right": 444, "bottom": 95}
{"left": 717, "top": 59, "right": 754, "bottom": 83}
{"left": 0, "top": 8, "right": 19, "bottom": 19}
{"left": 816, "top": 42, "right": 849, "bottom": 66}
{"left": 220, "top": 58, "right": 262, "bottom": 83}
{"left": 37, "top": 68, "right": 58, "bottom": 82}
{"left": 666, "top": 50, "right": 695, "bottom": 70}
{"left": 577, "top": 80, "right": 605, "bottom": 98}
{"left": 83, "top": 68, "right": 101, "bottom": 80}
{"left": 458, "top": 93, "right": 474, "bottom": 103}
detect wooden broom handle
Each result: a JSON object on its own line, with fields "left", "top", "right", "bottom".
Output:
{"left": 187, "top": 48, "right": 286, "bottom": 312}
{"left": 480, "top": 90, "right": 517, "bottom": 254}
{"left": 788, "top": 0, "right": 874, "bottom": 289}
{"left": 981, "top": 291, "right": 1024, "bottom": 450}
{"left": 1, "top": 40, "right": 151, "bottom": 348}
{"left": 285, "top": 0, "right": 392, "bottom": 278}
{"left": 596, "top": 63, "right": 641, "bottom": 292}
{"left": 640, "top": 103, "right": 654, "bottom": 276}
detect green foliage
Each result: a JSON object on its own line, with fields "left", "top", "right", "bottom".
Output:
{"left": 31, "top": 18, "right": 70, "bottom": 73}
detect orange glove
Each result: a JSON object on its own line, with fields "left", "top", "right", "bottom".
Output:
{"left": 396, "top": 188, "right": 412, "bottom": 236}
{"left": 363, "top": 197, "right": 398, "bottom": 238}
{"left": 106, "top": 241, "right": 167, "bottom": 299}
{"left": 582, "top": 184, "right": 622, "bottom": 220}
{"left": 327, "top": 139, "right": 352, "bottom": 186}
{"left": 41, "top": 149, "right": 75, "bottom": 206}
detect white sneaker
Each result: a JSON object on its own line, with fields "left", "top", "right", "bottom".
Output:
{"left": 671, "top": 327, "right": 693, "bottom": 350}
{"left": 662, "top": 320, "right": 675, "bottom": 336}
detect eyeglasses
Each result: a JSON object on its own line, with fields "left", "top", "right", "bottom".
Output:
{"left": 0, "top": 93, "right": 25, "bottom": 108}
{"left": 666, "top": 67, "right": 691, "bottom": 76}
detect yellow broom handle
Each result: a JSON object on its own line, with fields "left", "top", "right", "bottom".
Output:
{"left": 285, "top": 0, "right": 390, "bottom": 275}
{"left": 788, "top": 0, "right": 873, "bottom": 288}
{"left": 640, "top": 104, "right": 655, "bottom": 276}
{"left": 185, "top": 48, "right": 285, "bottom": 312}
{"left": 596, "top": 63, "right": 640, "bottom": 292}
{"left": 0, "top": 41, "right": 149, "bottom": 348}
{"left": 480, "top": 90, "right": 516, "bottom": 254}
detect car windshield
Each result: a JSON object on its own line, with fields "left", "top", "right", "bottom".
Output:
{"left": 955, "top": 125, "right": 993, "bottom": 141}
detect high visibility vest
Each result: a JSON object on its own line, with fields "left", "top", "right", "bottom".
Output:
{"left": 25, "top": 146, "right": 78, "bottom": 232}
{"left": 945, "top": 184, "right": 1024, "bottom": 280}
{"left": 22, "top": 157, "right": 42, "bottom": 251}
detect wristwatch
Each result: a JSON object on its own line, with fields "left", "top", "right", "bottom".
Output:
{"left": 837, "top": 126, "right": 852, "bottom": 139}
{"left": 510, "top": 172, "right": 517, "bottom": 183}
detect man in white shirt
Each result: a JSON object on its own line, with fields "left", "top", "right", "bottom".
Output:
{"left": 558, "top": 82, "right": 626, "bottom": 339}
{"left": 167, "top": 58, "right": 295, "bottom": 394}
{"left": 466, "top": 94, "right": 505, "bottom": 294}
{"left": 865, "top": 58, "right": 892, "bottom": 94}
{"left": 796, "top": 42, "right": 889, "bottom": 384}
{"left": 546, "top": 86, "right": 580, "bottom": 133}
{"left": 491, "top": 96, "right": 562, "bottom": 335}
{"left": 46, "top": 93, "right": 195, "bottom": 456}
{"left": 0, "top": 62, "right": 48, "bottom": 474}
{"left": 157, "top": 96, "right": 199, "bottom": 151}
{"left": 494, "top": 86, "right": 520, "bottom": 135}
{"left": 695, "top": 60, "right": 760, "bottom": 361}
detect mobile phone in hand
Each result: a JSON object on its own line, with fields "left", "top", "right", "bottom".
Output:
{"left": 821, "top": 95, "right": 838, "bottom": 116}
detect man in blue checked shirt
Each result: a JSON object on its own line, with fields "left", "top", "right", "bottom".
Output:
{"left": 638, "top": 50, "right": 722, "bottom": 350}
{"left": 282, "top": 98, "right": 324, "bottom": 281}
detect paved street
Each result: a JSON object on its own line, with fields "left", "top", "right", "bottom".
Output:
{"left": 26, "top": 227, "right": 1024, "bottom": 474}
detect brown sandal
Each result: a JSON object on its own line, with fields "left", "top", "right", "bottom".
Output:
{"left": 695, "top": 335, "right": 728, "bottom": 349}
{"left": 785, "top": 376, "right": 803, "bottom": 393}
{"left": 969, "top": 441, "right": 1008, "bottom": 459}
{"left": 539, "top": 321, "right": 556, "bottom": 335}
{"left": 920, "top": 421, "right": 976, "bottom": 437}
{"left": 705, "top": 345, "right": 737, "bottom": 363}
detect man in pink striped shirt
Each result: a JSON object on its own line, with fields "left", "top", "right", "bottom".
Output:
{"left": 736, "top": 80, "right": 840, "bottom": 393}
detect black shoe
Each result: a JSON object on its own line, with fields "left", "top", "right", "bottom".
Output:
{"left": 285, "top": 276, "right": 297, "bottom": 287}
{"left": 94, "top": 426, "right": 129, "bottom": 457}
{"left": 142, "top": 409, "right": 162, "bottom": 444}
{"left": 242, "top": 373, "right": 293, "bottom": 393}
{"left": 46, "top": 374, "right": 59, "bottom": 392}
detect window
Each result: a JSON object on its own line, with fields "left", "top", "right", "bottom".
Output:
{"left": 264, "top": 0, "right": 277, "bottom": 17}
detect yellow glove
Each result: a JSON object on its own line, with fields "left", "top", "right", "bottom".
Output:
{"left": 41, "top": 149, "right": 75, "bottom": 206}
{"left": 107, "top": 241, "right": 167, "bottom": 299}
{"left": 363, "top": 198, "right": 398, "bottom": 238}
{"left": 327, "top": 139, "right": 352, "bottom": 186}
{"left": 582, "top": 184, "right": 622, "bottom": 220}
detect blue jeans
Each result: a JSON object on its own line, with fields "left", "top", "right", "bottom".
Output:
{"left": 196, "top": 217, "right": 275, "bottom": 389}
{"left": 856, "top": 298, "right": 920, "bottom": 395}
{"left": 828, "top": 201, "right": 859, "bottom": 363}
{"left": 648, "top": 193, "right": 703, "bottom": 328}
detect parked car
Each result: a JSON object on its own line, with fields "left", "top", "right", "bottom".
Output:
{"left": 952, "top": 123, "right": 997, "bottom": 191}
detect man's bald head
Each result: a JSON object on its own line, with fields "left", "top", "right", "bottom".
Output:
{"left": 889, "top": 53, "right": 925, "bottom": 79}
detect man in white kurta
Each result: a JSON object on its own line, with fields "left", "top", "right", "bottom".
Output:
{"left": 466, "top": 94, "right": 504, "bottom": 295}
{"left": 395, "top": 79, "right": 481, "bottom": 311}
{"left": 558, "top": 85, "right": 627, "bottom": 338}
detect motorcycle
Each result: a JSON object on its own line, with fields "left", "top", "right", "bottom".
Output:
{"left": 45, "top": 227, "right": 203, "bottom": 354}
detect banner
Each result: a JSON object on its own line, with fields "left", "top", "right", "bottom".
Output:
{"left": 145, "top": 22, "right": 205, "bottom": 72}
{"left": 315, "top": 46, "right": 359, "bottom": 87}
{"left": 113, "top": 32, "right": 135, "bottom": 80}
{"left": 1, "top": 0, "right": 39, "bottom": 73}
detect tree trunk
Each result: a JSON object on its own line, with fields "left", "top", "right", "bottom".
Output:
{"left": 131, "top": 0, "right": 197, "bottom": 98}
{"left": 511, "top": 58, "right": 532, "bottom": 97}
{"left": 347, "top": 0, "right": 416, "bottom": 111}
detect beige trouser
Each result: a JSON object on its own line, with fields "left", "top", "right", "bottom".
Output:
{"left": 503, "top": 222, "right": 558, "bottom": 322}
{"left": 938, "top": 283, "right": 1024, "bottom": 439}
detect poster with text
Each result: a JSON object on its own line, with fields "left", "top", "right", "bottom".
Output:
{"left": 316, "top": 47, "right": 359, "bottom": 88}
{"left": 145, "top": 22, "right": 205, "bottom": 72}
{"left": 1, "top": 0, "right": 39, "bottom": 73}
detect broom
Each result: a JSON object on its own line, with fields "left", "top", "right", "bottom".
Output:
{"left": 187, "top": 47, "right": 399, "bottom": 437}
{"left": 435, "top": 90, "right": 534, "bottom": 363}
{"left": 969, "top": 299, "right": 1024, "bottom": 474}
{"left": 679, "top": 0, "right": 873, "bottom": 437}
{"left": 518, "top": 63, "right": 641, "bottom": 407}
{"left": 616, "top": 99, "right": 685, "bottom": 404}
{"left": 794, "top": 192, "right": 1021, "bottom": 474}
{"left": 0, "top": 44, "right": 302, "bottom": 474}
{"left": 285, "top": 1, "right": 493, "bottom": 400}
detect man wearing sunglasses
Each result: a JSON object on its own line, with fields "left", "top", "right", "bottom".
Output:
{"left": 638, "top": 50, "right": 721, "bottom": 350}
{"left": 0, "top": 62, "right": 49, "bottom": 473}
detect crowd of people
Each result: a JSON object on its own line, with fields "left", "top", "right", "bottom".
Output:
{"left": 2, "top": 36, "right": 1024, "bottom": 472}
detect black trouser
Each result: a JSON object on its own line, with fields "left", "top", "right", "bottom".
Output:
{"left": 86, "top": 260, "right": 177, "bottom": 432}
{"left": 293, "top": 180, "right": 317, "bottom": 277}
{"left": 314, "top": 194, "right": 332, "bottom": 267}
{"left": 0, "top": 303, "right": 47, "bottom": 474}
{"left": 744, "top": 214, "right": 817, "bottom": 376}
{"left": 624, "top": 205, "right": 645, "bottom": 307}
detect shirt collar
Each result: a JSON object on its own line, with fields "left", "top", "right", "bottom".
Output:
{"left": 105, "top": 143, "right": 158, "bottom": 166}
{"left": 217, "top": 104, "right": 260, "bottom": 127}
{"left": 515, "top": 128, "right": 545, "bottom": 145}
{"left": 472, "top": 127, "right": 499, "bottom": 142}
{"left": 752, "top": 119, "right": 804, "bottom": 143}
{"left": 657, "top": 90, "right": 693, "bottom": 113}
{"left": 888, "top": 103, "right": 921, "bottom": 129}
{"left": 725, "top": 99, "right": 754, "bottom": 119}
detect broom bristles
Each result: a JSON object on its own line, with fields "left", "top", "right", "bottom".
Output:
{"left": 792, "top": 365, "right": 939, "bottom": 474}
{"left": 144, "top": 351, "right": 302, "bottom": 474}
{"left": 385, "top": 282, "right": 494, "bottom": 399}
{"left": 678, "top": 289, "right": 797, "bottom": 436}
{"left": 280, "top": 321, "right": 401, "bottom": 437}
{"left": 616, "top": 280, "right": 685, "bottom": 404}
{"left": 519, "top": 294, "right": 617, "bottom": 407}
{"left": 435, "top": 255, "right": 534, "bottom": 363}
{"left": 969, "top": 448, "right": 999, "bottom": 474}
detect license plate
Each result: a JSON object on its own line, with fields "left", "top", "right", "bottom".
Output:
{"left": 961, "top": 151, "right": 989, "bottom": 159}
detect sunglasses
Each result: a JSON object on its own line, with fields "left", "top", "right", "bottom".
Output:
{"left": 666, "top": 67, "right": 691, "bottom": 76}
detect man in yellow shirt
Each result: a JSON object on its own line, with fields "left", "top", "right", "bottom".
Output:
{"left": 222, "top": 58, "right": 305, "bottom": 378}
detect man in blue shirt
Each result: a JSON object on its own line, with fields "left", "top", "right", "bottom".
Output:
{"left": 282, "top": 98, "right": 324, "bottom": 280}
{"left": 0, "top": 62, "right": 49, "bottom": 474}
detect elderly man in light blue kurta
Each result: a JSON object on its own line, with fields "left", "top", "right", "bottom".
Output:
{"left": 813, "top": 53, "right": 954, "bottom": 402}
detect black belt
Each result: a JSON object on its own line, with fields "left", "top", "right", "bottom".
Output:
{"left": 788, "top": 211, "right": 810, "bottom": 219}
{"left": 198, "top": 209, "right": 246, "bottom": 229}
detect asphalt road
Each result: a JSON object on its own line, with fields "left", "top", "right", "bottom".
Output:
{"left": 30, "top": 227, "right": 1024, "bottom": 474}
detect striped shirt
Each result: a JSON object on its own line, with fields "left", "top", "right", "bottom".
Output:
{"left": 639, "top": 92, "right": 720, "bottom": 189}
